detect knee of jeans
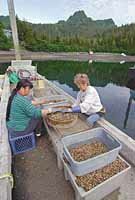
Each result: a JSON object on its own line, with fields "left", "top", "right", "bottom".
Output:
{"left": 87, "top": 114, "right": 100, "bottom": 125}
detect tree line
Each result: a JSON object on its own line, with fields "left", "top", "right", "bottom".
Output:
{"left": 0, "top": 22, "right": 12, "bottom": 50}
{"left": 16, "top": 18, "right": 135, "bottom": 54}
{"left": 1, "top": 17, "right": 135, "bottom": 55}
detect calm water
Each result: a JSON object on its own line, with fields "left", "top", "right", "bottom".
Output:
{"left": 1, "top": 61, "right": 135, "bottom": 139}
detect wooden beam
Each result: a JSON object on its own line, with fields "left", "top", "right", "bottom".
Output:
{"left": 7, "top": 0, "right": 21, "bottom": 60}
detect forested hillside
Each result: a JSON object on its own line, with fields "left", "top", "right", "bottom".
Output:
{"left": 0, "top": 11, "right": 135, "bottom": 54}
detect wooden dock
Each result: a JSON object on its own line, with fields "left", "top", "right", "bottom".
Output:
{"left": 0, "top": 66, "right": 135, "bottom": 200}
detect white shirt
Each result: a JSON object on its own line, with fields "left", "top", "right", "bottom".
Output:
{"left": 74, "top": 86, "right": 103, "bottom": 115}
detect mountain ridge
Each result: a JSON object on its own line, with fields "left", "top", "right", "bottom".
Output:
{"left": 0, "top": 10, "right": 116, "bottom": 38}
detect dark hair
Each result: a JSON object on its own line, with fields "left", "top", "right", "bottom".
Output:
{"left": 6, "top": 79, "right": 33, "bottom": 121}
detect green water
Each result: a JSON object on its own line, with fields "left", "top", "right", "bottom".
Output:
{"left": 0, "top": 61, "right": 130, "bottom": 87}
{"left": 34, "top": 61, "right": 129, "bottom": 87}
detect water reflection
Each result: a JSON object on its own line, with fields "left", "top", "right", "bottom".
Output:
{"left": 34, "top": 60, "right": 130, "bottom": 88}
{"left": 124, "top": 76, "right": 135, "bottom": 129}
{"left": 0, "top": 63, "right": 9, "bottom": 74}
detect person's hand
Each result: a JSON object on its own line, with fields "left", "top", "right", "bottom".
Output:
{"left": 72, "top": 105, "right": 81, "bottom": 113}
{"left": 40, "top": 99, "right": 46, "bottom": 105}
{"left": 42, "top": 109, "right": 49, "bottom": 117}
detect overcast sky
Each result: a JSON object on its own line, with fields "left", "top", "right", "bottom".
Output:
{"left": 1, "top": 0, "right": 135, "bottom": 26}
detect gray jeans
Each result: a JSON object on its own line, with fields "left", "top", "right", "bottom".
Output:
{"left": 86, "top": 111, "right": 105, "bottom": 126}
{"left": 8, "top": 118, "right": 42, "bottom": 138}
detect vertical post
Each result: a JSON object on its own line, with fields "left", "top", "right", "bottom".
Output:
{"left": 123, "top": 97, "right": 132, "bottom": 129}
{"left": 7, "top": 0, "right": 21, "bottom": 60}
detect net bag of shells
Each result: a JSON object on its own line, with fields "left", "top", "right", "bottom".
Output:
{"left": 47, "top": 107, "right": 78, "bottom": 129}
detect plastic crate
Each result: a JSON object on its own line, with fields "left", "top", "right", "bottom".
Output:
{"left": 63, "top": 156, "right": 131, "bottom": 200}
{"left": 62, "top": 127, "right": 122, "bottom": 176}
{"left": 9, "top": 132, "right": 36, "bottom": 155}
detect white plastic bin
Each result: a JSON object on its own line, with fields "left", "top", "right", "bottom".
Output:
{"left": 62, "top": 127, "right": 122, "bottom": 176}
{"left": 63, "top": 156, "right": 131, "bottom": 200}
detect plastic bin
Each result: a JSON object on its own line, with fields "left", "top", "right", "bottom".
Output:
{"left": 63, "top": 156, "right": 131, "bottom": 200}
{"left": 9, "top": 132, "right": 36, "bottom": 155}
{"left": 62, "top": 127, "right": 122, "bottom": 176}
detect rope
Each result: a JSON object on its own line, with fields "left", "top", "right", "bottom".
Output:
{"left": 0, "top": 173, "right": 14, "bottom": 188}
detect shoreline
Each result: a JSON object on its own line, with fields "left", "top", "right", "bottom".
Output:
{"left": 1, "top": 51, "right": 135, "bottom": 63}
